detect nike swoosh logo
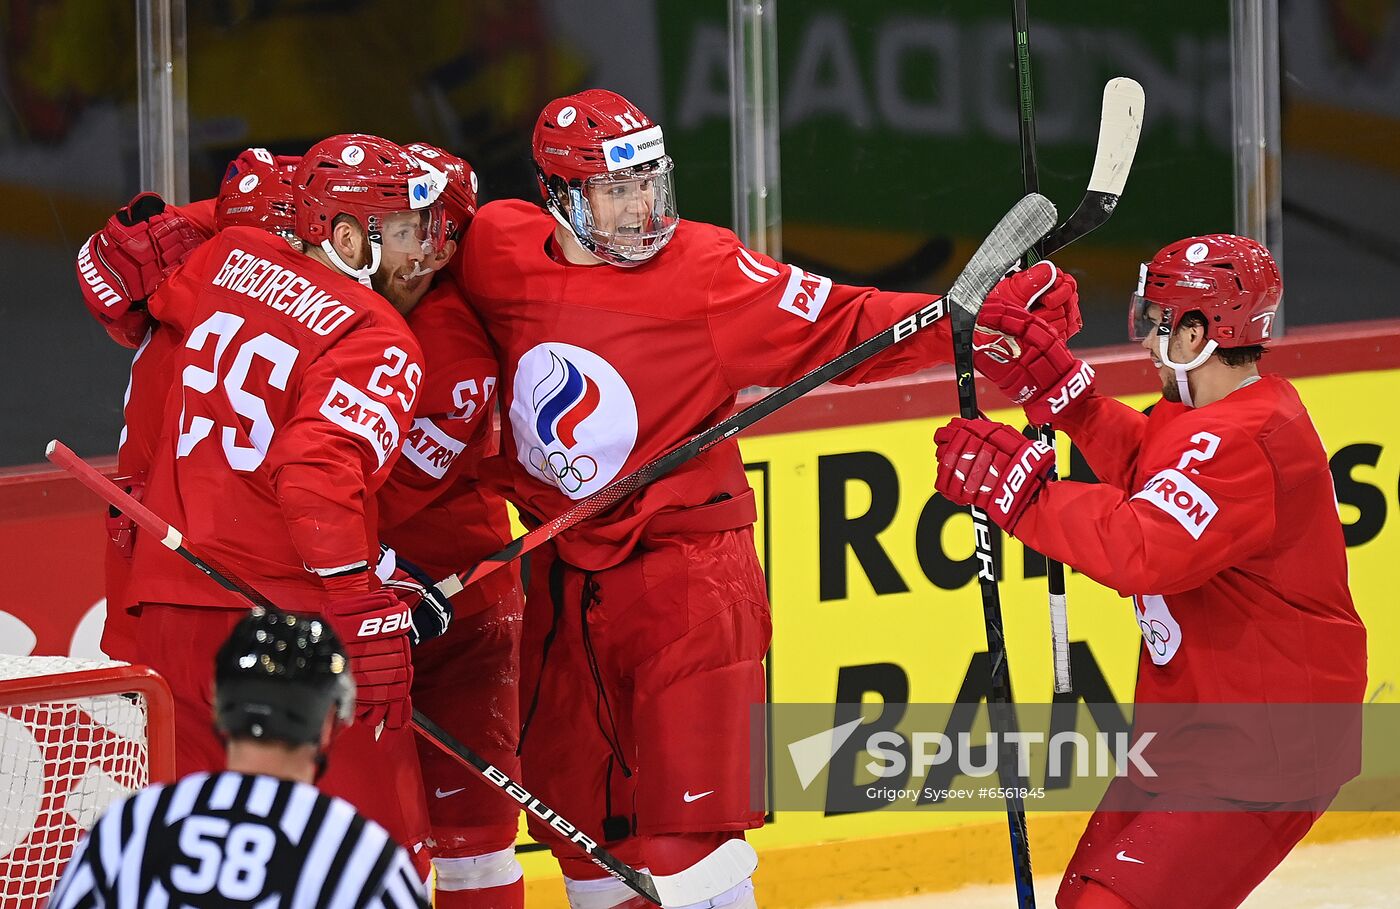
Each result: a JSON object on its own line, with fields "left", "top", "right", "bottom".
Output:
{"left": 1115, "top": 850, "right": 1145, "bottom": 865}
{"left": 682, "top": 790, "right": 715, "bottom": 803}
{"left": 435, "top": 787, "right": 467, "bottom": 799}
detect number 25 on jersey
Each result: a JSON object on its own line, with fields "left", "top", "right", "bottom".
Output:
{"left": 175, "top": 310, "right": 420, "bottom": 471}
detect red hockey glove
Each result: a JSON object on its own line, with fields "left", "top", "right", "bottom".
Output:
{"left": 983, "top": 260, "right": 1082, "bottom": 340}
{"left": 973, "top": 300, "right": 1096, "bottom": 424}
{"left": 934, "top": 418, "right": 1055, "bottom": 532}
{"left": 323, "top": 589, "right": 415, "bottom": 731}
{"left": 377, "top": 545, "right": 454, "bottom": 646}
{"left": 105, "top": 473, "right": 147, "bottom": 559}
{"left": 76, "top": 193, "right": 205, "bottom": 348}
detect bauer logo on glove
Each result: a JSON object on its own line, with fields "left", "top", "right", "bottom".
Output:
{"left": 995, "top": 438, "right": 1054, "bottom": 516}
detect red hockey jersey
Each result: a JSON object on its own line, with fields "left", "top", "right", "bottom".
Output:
{"left": 103, "top": 200, "right": 219, "bottom": 639}
{"left": 127, "top": 227, "right": 423, "bottom": 610}
{"left": 376, "top": 272, "right": 513, "bottom": 588}
{"left": 110, "top": 199, "right": 220, "bottom": 491}
{"left": 457, "top": 199, "right": 954, "bottom": 569}
{"left": 1016, "top": 377, "right": 1366, "bottom": 797}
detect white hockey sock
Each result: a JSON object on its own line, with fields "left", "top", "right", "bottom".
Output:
{"left": 434, "top": 846, "right": 524, "bottom": 891}
{"left": 563, "top": 873, "right": 757, "bottom": 909}
{"left": 564, "top": 872, "right": 655, "bottom": 909}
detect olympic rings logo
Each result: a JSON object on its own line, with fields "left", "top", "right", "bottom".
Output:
{"left": 529, "top": 447, "right": 598, "bottom": 493}
{"left": 1139, "top": 618, "right": 1173, "bottom": 657}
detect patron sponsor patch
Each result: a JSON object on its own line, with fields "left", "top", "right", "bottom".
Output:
{"left": 401, "top": 417, "right": 466, "bottom": 479}
{"left": 1131, "top": 468, "right": 1218, "bottom": 539}
{"left": 320, "top": 378, "right": 399, "bottom": 468}
{"left": 777, "top": 266, "right": 832, "bottom": 323}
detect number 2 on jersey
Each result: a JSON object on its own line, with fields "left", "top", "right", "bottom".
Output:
{"left": 176, "top": 311, "right": 298, "bottom": 471}
{"left": 1176, "top": 431, "right": 1221, "bottom": 473}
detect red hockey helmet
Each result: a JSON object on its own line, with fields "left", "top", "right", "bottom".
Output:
{"left": 532, "top": 89, "right": 678, "bottom": 266}
{"left": 293, "top": 134, "right": 447, "bottom": 283}
{"left": 216, "top": 148, "right": 300, "bottom": 238}
{"left": 1129, "top": 234, "right": 1282, "bottom": 347}
{"left": 405, "top": 142, "right": 477, "bottom": 240}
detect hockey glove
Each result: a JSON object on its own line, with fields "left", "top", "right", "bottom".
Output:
{"left": 973, "top": 301, "right": 1096, "bottom": 424}
{"left": 983, "top": 260, "right": 1082, "bottom": 341}
{"left": 76, "top": 193, "right": 205, "bottom": 347}
{"left": 105, "top": 473, "right": 147, "bottom": 560}
{"left": 377, "top": 544, "right": 454, "bottom": 646}
{"left": 934, "top": 418, "right": 1055, "bottom": 533}
{"left": 323, "top": 589, "right": 415, "bottom": 731}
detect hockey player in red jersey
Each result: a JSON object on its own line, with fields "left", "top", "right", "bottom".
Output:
{"left": 377, "top": 142, "right": 527, "bottom": 909}
{"left": 78, "top": 149, "right": 297, "bottom": 663}
{"left": 451, "top": 88, "right": 1082, "bottom": 909}
{"left": 114, "top": 134, "right": 448, "bottom": 864}
{"left": 932, "top": 235, "right": 1367, "bottom": 909}
{"left": 77, "top": 142, "right": 526, "bottom": 902}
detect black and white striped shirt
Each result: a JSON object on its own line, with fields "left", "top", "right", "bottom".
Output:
{"left": 47, "top": 771, "right": 429, "bottom": 909}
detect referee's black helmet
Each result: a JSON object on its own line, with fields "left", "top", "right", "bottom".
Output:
{"left": 214, "top": 606, "right": 356, "bottom": 745}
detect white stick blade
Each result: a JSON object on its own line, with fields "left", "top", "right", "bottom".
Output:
{"left": 949, "top": 193, "right": 1058, "bottom": 316}
{"left": 1086, "top": 77, "right": 1145, "bottom": 197}
{"left": 650, "top": 839, "right": 759, "bottom": 907}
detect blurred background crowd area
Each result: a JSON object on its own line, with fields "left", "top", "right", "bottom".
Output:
{"left": 2, "top": 0, "right": 1396, "bottom": 466}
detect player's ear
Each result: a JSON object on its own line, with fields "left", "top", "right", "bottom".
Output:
{"left": 433, "top": 238, "right": 458, "bottom": 266}
{"left": 329, "top": 216, "right": 368, "bottom": 268}
{"left": 1189, "top": 319, "right": 1210, "bottom": 354}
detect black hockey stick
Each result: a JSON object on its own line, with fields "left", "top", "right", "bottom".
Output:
{"left": 1024, "top": 71, "right": 1146, "bottom": 696}
{"left": 1011, "top": 0, "right": 1070, "bottom": 709}
{"left": 1036, "top": 77, "right": 1144, "bottom": 260}
{"left": 44, "top": 440, "right": 756, "bottom": 907}
{"left": 951, "top": 264, "right": 1042, "bottom": 909}
{"left": 1005, "top": 7, "right": 1046, "bottom": 902}
{"left": 433, "top": 194, "right": 1059, "bottom": 601}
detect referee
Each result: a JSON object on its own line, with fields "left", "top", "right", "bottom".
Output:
{"left": 46, "top": 607, "right": 430, "bottom": 908}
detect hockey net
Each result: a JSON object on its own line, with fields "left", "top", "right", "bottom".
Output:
{"left": 0, "top": 656, "right": 175, "bottom": 909}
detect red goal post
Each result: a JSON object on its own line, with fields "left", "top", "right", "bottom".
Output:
{"left": 0, "top": 656, "right": 175, "bottom": 909}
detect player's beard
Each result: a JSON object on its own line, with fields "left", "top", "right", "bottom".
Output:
{"left": 372, "top": 264, "right": 433, "bottom": 314}
{"left": 1161, "top": 370, "right": 1182, "bottom": 403}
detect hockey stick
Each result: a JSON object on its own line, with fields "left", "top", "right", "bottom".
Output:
{"left": 1025, "top": 73, "right": 1146, "bottom": 696}
{"left": 1011, "top": 0, "right": 1070, "bottom": 706}
{"left": 46, "top": 443, "right": 281, "bottom": 612}
{"left": 43, "top": 440, "right": 755, "bottom": 907}
{"left": 433, "top": 193, "right": 1059, "bottom": 601}
{"left": 1004, "top": 5, "right": 1046, "bottom": 904}
{"left": 947, "top": 192, "right": 1056, "bottom": 906}
{"left": 410, "top": 712, "right": 757, "bottom": 907}
{"left": 1036, "top": 77, "right": 1144, "bottom": 259}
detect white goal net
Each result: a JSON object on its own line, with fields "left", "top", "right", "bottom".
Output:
{"left": 0, "top": 656, "right": 174, "bottom": 909}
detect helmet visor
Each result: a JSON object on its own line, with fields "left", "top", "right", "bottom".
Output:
{"left": 581, "top": 157, "right": 678, "bottom": 264}
{"left": 372, "top": 203, "right": 446, "bottom": 258}
{"left": 1129, "top": 291, "right": 1157, "bottom": 341}
{"left": 1128, "top": 262, "right": 1151, "bottom": 341}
